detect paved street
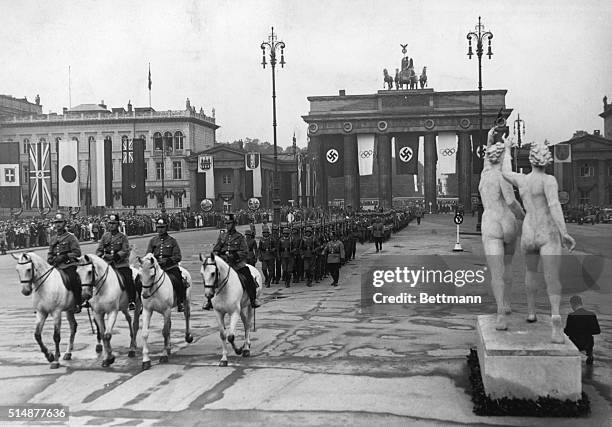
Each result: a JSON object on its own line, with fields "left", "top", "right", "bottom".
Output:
{"left": 0, "top": 218, "right": 610, "bottom": 426}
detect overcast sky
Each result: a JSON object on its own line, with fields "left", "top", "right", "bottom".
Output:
{"left": 2, "top": 0, "right": 610, "bottom": 148}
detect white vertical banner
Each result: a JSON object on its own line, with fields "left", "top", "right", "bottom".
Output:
{"left": 91, "top": 139, "right": 105, "bottom": 206}
{"left": 198, "top": 154, "right": 215, "bottom": 198}
{"left": 357, "top": 134, "right": 375, "bottom": 176}
{"left": 245, "top": 152, "right": 261, "bottom": 198}
{"left": 437, "top": 132, "right": 457, "bottom": 174}
{"left": 58, "top": 137, "right": 80, "bottom": 206}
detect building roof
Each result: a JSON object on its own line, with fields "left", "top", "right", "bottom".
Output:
{"left": 68, "top": 104, "right": 109, "bottom": 113}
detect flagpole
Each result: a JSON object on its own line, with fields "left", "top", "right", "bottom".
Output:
{"left": 148, "top": 63, "right": 152, "bottom": 109}
{"left": 68, "top": 66, "right": 72, "bottom": 109}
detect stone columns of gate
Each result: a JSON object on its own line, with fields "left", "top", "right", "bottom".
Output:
{"left": 376, "top": 134, "right": 392, "bottom": 209}
{"left": 457, "top": 132, "right": 472, "bottom": 212}
{"left": 343, "top": 134, "right": 360, "bottom": 210}
{"left": 424, "top": 132, "right": 437, "bottom": 212}
{"left": 310, "top": 135, "right": 328, "bottom": 209}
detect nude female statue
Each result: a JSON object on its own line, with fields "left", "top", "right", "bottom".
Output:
{"left": 479, "top": 127, "right": 525, "bottom": 330}
{"left": 502, "top": 140, "right": 576, "bottom": 343}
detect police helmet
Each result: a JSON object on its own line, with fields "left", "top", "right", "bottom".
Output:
{"left": 108, "top": 214, "right": 120, "bottom": 224}
{"left": 53, "top": 213, "right": 67, "bottom": 223}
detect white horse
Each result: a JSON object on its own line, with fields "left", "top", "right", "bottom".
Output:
{"left": 136, "top": 253, "right": 193, "bottom": 370}
{"left": 76, "top": 254, "right": 141, "bottom": 367}
{"left": 200, "top": 253, "right": 263, "bottom": 366}
{"left": 14, "top": 252, "right": 77, "bottom": 369}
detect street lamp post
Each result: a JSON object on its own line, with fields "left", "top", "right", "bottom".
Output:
{"left": 261, "top": 26, "right": 285, "bottom": 225}
{"left": 513, "top": 114, "right": 525, "bottom": 172}
{"left": 467, "top": 16, "right": 493, "bottom": 232}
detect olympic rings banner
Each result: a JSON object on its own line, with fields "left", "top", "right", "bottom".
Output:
{"left": 357, "top": 134, "right": 375, "bottom": 176}
{"left": 437, "top": 132, "right": 457, "bottom": 174}
{"left": 324, "top": 136, "right": 344, "bottom": 178}
{"left": 394, "top": 134, "right": 419, "bottom": 175}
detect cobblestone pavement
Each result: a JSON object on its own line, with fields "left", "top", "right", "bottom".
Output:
{"left": 0, "top": 218, "right": 610, "bottom": 426}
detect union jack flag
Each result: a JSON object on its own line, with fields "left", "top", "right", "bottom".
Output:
{"left": 122, "top": 139, "right": 133, "bottom": 163}
{"left": 28, "top": 139, "right": 53, "bottom": 209}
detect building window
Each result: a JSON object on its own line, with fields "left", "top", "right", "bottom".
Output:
{"left": 164, "top": 131, "right": 173, "bottom": 152}
{"left": 113, "top": 160, "right": 121, "bottom": 181}
{"left": 23, "top": 138, "right": 29, "bottom": 152}
{"left": 174, "top": 131, "right": 184, "bottom": 150}
{"left": 174, "top": 194, "right": 183, "bottom": 208}
{"left": 139, "top": 134, "right": 147, "bottom": 150}
{"left": 153, "top": 132, "right": 163, "bottom": 151}
{"left": 579, "top": 164, "right": 594, "bottom": 177}
{"left": 579, "top": 191, "right": 590, "bottom": 205}
{"left": 173, "top": 161, "right": 182, "bottom": 179}
{"left": 156, "top": 162, "right": 163, "bottom": 180}
{"left": 222, "top": 174, "right": 231, "bottom": 184}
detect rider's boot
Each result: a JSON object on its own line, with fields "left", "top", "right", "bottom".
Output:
{"left": 202, "top": 297, "right": 213, "bottom": 311}
{"left": 246, "top": 280, "right": 261, "bottom": 308}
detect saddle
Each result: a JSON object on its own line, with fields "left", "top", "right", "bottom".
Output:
{"left": 58, "top": 269, "right": 72, "bottom": 291}
{"left": 112, "top": 267, "right": 126, "bottom": 291}
{"left": 236, "top": 270, "right": 259, "bottom": 290}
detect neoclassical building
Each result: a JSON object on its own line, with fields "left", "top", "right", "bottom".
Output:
{"left": 0, "top": 99, "right": 217, "bottom": 214}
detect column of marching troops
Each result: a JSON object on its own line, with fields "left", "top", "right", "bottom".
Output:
{"left": 243, "top": 210, "right": 415, "bottom": 288}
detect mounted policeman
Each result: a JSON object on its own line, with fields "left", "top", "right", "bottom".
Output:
{"left": 47, "top": 213, "right": 83, "bottom": 313}
{"left": 146, "top": 217, "right": 186, "bottom": 312}
{"left": 96, "top": 213, "right": 137, "bottom": 310}
{"left": 204, "top": 213, "right": 262, "bottom": 310}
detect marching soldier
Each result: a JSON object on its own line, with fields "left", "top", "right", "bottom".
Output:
{"left": 47, "top": 213, "right": 83, "bottom": 313}
{"left": 96, "top": 214, "right": 137, "bottom": 310}
{"left": 245, "top": 229, "right": 258, "bottom": 267}
{"left": 209, "top": 213, "right": 262, "bottom": 309}
{"left": 300, "top": 225, "right": 317, "bottom": 287}
{"left": 372, "top": 216, "right": 384, "bottom": 252}
{"left": 291, "top": 226, "right": 303, "bottom": 283}
{"left": 271, "top": 224, "right": 281, "bottom": 284}
{"left": 258, "top": 225, "right": 276, "bottom": 287}
{"left": 146, "top": 217, "right": 186, "bottom": 312}
{"left": 0, "top": 227, "right": 6, "bottom": 255}
{"left": 324, "top": 231, "right": 345, "bottom": 287}
{"left": 279, "top": 227, "right": 294, "bottom": 288}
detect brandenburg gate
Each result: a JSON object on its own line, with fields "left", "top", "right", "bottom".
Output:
{"left": 303, "top": 84, "right": 511, "bottom": 212}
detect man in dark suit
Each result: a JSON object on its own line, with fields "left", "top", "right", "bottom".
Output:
{"left": 564, "top": 295, "right": 601, "bottom": 365}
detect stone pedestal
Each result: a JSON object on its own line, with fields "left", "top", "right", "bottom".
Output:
{"left": 476, "top": 315, "right": 581, "bottom": 401}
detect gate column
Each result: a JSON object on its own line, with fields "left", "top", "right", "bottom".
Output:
{"left": 424, "top": 132, "right": 437, "bottom": 212}
{"left": 457, "top": 132, "right": 472, "bottom": 212}
{"left": 376, "top": 134, "right": 392, "bottom": 209}
{"left": 309, "top": 135, "right": 328, "bottom": 209}
{"left": 343, "top": 134, "right": 360, "bottom": 210}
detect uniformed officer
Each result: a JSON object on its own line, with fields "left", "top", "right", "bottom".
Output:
{"left": 279, "top": 227, "right": 294, "bottom": 288}
{"left": 300, "top": 225, "right": 317, "bottom": 287}
{"left": 258, "top": 225, "right": 276, "bottom": 288}
{"left": 146, "top": 217, "right": 186, "bottom": 312}
{"left": 324, "top": 231, "right": 345, "bottom": 287}
{"left": 96, "top": 214, "right": 137, "bottom": 310}
{"left": 47, "top": 213, "right": 83, "bottom": 312}
{"left": 271, "top": 224, "right": 281, "bottom": 284}
{"left": 209, "top": 213, "right": 262, "bottom": 309}
{"left": 0, "top": 227, "right": 7, "bottom": 255}
{"left": 245, "top": 229, "right": 258, "bottom": 267}
{"left": 372, "top": 216, "right": 384, "bottom": 252}
{"left": 291, "top": 226, "right": 303, "bottom": 283}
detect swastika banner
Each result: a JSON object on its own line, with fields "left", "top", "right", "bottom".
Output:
{"left": 395, "top": 134, "right": 419, "bottom": 175}
{"left": 324, "top": 136, "right": 344, "bottom": 178}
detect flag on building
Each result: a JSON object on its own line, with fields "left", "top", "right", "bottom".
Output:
{"left": 91, "top": 138, "right": 113, "bottom": 207}
{"left": 554, "top": 143, "right": 571, "bottom": 163}
{"left": 472, "top": 131, "right": 486, "bottom": 174}
{"left": 197, "top": 154, "right": 214, "bottom": 199}
{"left": 305, "top": 162, "right": 311, "bottom": 202}
{"left": 148, "top": 63, "right": 152, "bottom": 90}
{"left": 324, "top": 136, "right": 344, "bottom": 178}
{"left": 357, "top": 134, "right": 375, "bottom": 176}
{"left": 245, "top": 152, "right": 261, "bottom": 198}
{"left": 28, "top": 139, "right": 53, "bottom": 210}
{"left": 395, "top": 134, "right": 419, "bottom": 175}
{"left": 121, "top": 138, "right": 146, "bottom": 206}
{"left": 0, "top": 141, "right": 21, "bottom": 208}
{"left": 58, "top": 137, "right": 79, "bottom": 207}
{"left": 437, "top": 132, "right": 457, "bottom": 174}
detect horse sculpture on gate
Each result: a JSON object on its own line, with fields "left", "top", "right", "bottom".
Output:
{"left": 383, "top": 69, "right": 394, "bottom": 90}
{"left": 76, "top": 254, "right": 141, "bottom": 367}
{"left": 14, "top": 252, "right": 77, "bottom": 368}
{"left": 419, "top": 66, "right": 428, "bottom": 89}
{"left": 200, "top": 252, "right": 263, "bottom": 366}
{"left": 136, "top": 253, "right": 193, "bottom": 370}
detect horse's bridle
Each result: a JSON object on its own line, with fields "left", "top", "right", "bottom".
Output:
{"left": 140, "top": 262, "right": 168, "bottom": 299}
{"left": 18, "top": 258, "right": 54, "bottom": 292}
{"left": 79, "top": 260, "right": 111, "bottom": 295}
{"left": 203, "top": 259, "right": 229, "bottom": 295}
